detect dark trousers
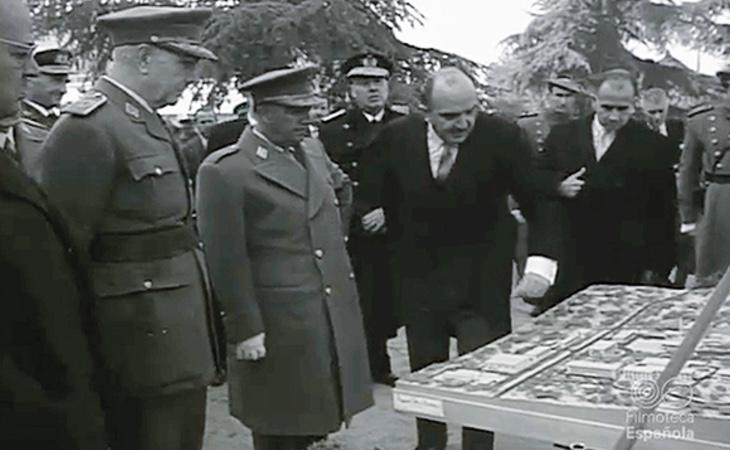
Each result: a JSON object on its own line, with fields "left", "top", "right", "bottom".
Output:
{"left": 106, "top": 388, "right": 207, "bottom": 450}
{"left": 406, "top": 308, "right": 498, "bottom": 450}
{"left": 252, "top": 433, "right": 327, "bottom": 450}
{"left": 350, "top": 235, "right": 397, "bottom": 378}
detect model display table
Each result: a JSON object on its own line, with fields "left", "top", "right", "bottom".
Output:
{"left": 393, "top": 285, "right": 730, "bottom": 449}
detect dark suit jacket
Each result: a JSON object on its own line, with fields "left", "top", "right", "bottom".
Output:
{"left": 664, "top": 119, "right": 685, "bottom": 170}
{"left": 361, "top": 112, "right": 560, "bottom": 336}
{"left": 543, "top": 117, "right": 677, "bottom": 297}
{"left": 0, "top": 153, "right": 107, "bottom": 449}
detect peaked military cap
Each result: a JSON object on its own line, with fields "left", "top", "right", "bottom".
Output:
{"left": 33, "top": 48, "right": 73, "bottom": 76}
{"left": 240, "top": 65, "right": 322, "bottom": 107}
{"left": 0, "top": 0, "right": 34, "bottom": 51}
{"left": 547, "top": 75, "right": 583, "bottom": 94}
{"left": 342, "top": 52, "right": 393, "bottom": 78}
{"left": 97, "top": 6, "right": 217, "bottom": 61}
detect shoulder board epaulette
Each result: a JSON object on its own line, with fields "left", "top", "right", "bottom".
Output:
{"left": 518, "top": 112, "right": 538, "bottom": 119}
{"left": 210, "top": 144, "right": 239, "bottom": 163}
{"left": 62, "top": 92, "right": 107, "bottom": 116}
{"left": 687, "top": 104, "right": 714, "bottom": 118}
{"left": 320, "top": 109, "right": 346, "bottom": 123}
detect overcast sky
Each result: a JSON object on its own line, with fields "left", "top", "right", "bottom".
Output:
{"left": 396, "top": 0, "right": 723, "bottom": 75}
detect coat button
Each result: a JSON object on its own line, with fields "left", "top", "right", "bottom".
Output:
{"left": 717, "top": 163, "right": 724, "bottom": 169}
{"left": 347, "top": 142, "right": 353, "bottom": 148}
{"left": 712, "top": 139, "right": 719, "bottom": 145}
{"left": 334, "top": 198, "right": 340, "bottom": 206}
{"left": 349, "top": 272, "right": 355, "bottom": 279}
{"left": 154, "top": 166, "right": 163, "bottom": 176}
{"left": 538, "top": 147, "right": 545, "bottom": 153}
{"left": 710, "top": 127, "right": 717, "bottom": 133}
{"left": 161, "top": 329, "right": 168, "bottom": 335}
{"left": 342, "top": 123, "right": 350, "bottom": 130}
{"left": 710, "top": 116, "right": 716, "bottom": 122}
{"left": 191, "top": 211, "right": 198, "bottom": 219}
{"left": 344, "top": 236, "right": 349, "bottom": 243}
{"left": 351, "top": 161, "right": 358, "bottom": 168}
{"left": 198, "top": 241, "right": 205, "bottom": 250}
{"left": 143, "top": 280, "right": 153, "bottom": 289}
{"left": 352, "top": 181, "right": 359, "bottom": 187}
{"left": 188, "top": 178, "right": 194, "bottom": 187}
{"left": 314, "top": 249, "right": 324, "bottom": 259}
{"left": 324, "top": 286, "right": 332, "bottom": 295}
{"left": 716, "top": 151, "right": 723, "bottom": 157}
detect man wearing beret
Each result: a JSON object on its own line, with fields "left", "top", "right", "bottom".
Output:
{"left": 319, "top": 52, "right": 403, "bottom": 386}
{"left": 39, "top": 6, "right": 224, "bottom": 450}
{"left": 19, "top": 47, "right": 73, "bottom": 179}
{"left": 678, "top": 64, "right": 730, "bottom": 286}
{"left": 0, "top": 1, "right": 108, "bottom": 449}
{"left": 197, "top": 65, "right": 373, "bottom": 450}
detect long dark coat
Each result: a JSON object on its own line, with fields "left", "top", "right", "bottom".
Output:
{"left": 319, "top": 107, "right": 404, "bottom": 349}
{"left": 39, "top": 77, "right": 222, "bottom": 396}
{"left": 544, "top": 117, "right": 677, "bottom": 297}
{"left": 360, "top": 112, "right": 561, "bottom": 337}
{"left": 0, "top": 153, "right": 107, "bottom": 449}
{"left": 196, "top": 127, "right": 373, "bottom": 435}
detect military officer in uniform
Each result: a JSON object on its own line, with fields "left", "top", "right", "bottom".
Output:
{"left": 18, "top": 47, "right": 73, "bottom": 179}
{"left": 39, "top": 7, "right": 223, "bottom": 450}
{"left": 678, "top": 64, "right": 730, "bottom": 286}
{"left": 515, "top": 75, "right": 583, "bottom": 315}
{"left": 22, "top": 47, "right": 72, "bottom": 130}
{"left": 517, "top": 75, "right": 584, "bottom": 159}
{"left": 319, "top": 52, "right": 403, "bottom": 385}
{"left": 197, "top": 65, "right": 373, "bottom": 450}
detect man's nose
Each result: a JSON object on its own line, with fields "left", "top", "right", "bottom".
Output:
{"left": 22, "top": 52, "right": 39, "bottom": 78}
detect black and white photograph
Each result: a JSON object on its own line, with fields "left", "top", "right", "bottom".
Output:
{"left": 1, "top": 1, "right": 730, "bottom": 449}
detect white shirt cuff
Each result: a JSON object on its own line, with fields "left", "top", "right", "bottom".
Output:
{"left": 525, "top": 256, "right": 558, "bottom": 286}
{"left": 680, "top": 223, "right": 696, "bottom": 234}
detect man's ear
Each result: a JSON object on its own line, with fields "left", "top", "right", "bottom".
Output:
{"left": 137, "top": 44, "right": 153, "bottom": 75}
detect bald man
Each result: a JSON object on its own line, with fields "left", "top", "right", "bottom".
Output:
{"left": 543, "top": 71, "right": 677, "bottom": 300}
{"left": 360, "top": 67, "right": 561, "bottom": 450}
{"left": 1, "top": 1, "right": 108, "bottom": 449}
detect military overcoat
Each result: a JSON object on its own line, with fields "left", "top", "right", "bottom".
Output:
{"left": 678, "top": 103, "right": 730, "bottom": 281}
{"left": 196, "top": 127, "right": 373, "bottom": 435}
{"left": 38, "top": 77, "right": 222, "bottom": 396}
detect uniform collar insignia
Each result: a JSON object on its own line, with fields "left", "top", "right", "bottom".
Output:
{"left": 125, "top": 102, "right": 140, "bottom": 119}
{"left": 256, "top": 146, "right": 268, "bottom": 159}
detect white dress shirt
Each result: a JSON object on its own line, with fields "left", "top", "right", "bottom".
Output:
{"left": 658, "top": 122, "right": 668, "bottom": 137}
{"left": 0, "top": 128, "right": 14, "bottom": 151}
{"left": 591, "top": 116, "right": 616, "bottom": 162}
{"left": 425, "top": 121, "right": 558, "bottom": 284}
{"left": 362, "top": 109, "right": 385, "bottom": 123}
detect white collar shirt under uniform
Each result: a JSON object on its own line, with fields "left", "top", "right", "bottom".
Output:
{"left": 362, "top": 109, "right": 385, "bottom": 123}
{"left": 0, "top": 128, "right": 15, "bottom": 152}
{"left": 23, "top": 99, "right": 60, "bottom": 118}
{"left": 591, "top": 115, "right": 616, "bottom": 162}
{"left": 426, "top": 122, "right": 458, "bottom": 179}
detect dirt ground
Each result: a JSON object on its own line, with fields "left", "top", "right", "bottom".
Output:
{"left": 202, "top": 296, "right": 558, "bottom": 450}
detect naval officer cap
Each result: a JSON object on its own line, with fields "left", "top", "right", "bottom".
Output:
{"left": 97, "top": 6, "right": 217, "bottom": 61}
{"left": 547, "top": 75, "right": 583, "bottom": 94}
{"left": 240, "top": 65, "right": 322, "bottom": 108}
{"left": 33, "top": 48, "right": 73, "bottom": 76}
{"left": 342, "top": 52, "right": 393, "bottom": 78}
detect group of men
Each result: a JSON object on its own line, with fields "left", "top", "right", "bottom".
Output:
{"left": 3, "top": 2, "right": 730, "bottom": 450}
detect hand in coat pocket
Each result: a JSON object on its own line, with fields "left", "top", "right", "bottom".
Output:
{"left": 513, "top": 272, "right": 551, "bottom": 303}
{"left": 236, "top": 333, "right": 266, "bottom": 361}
